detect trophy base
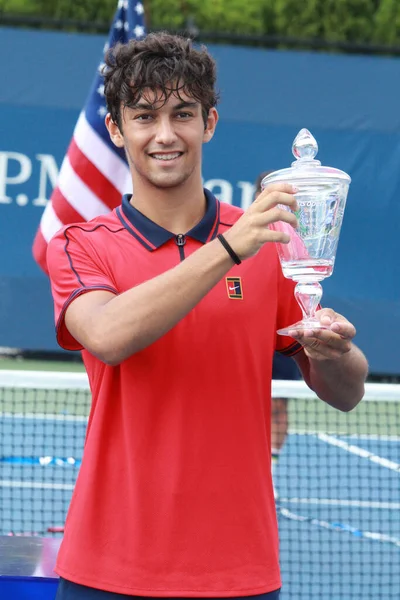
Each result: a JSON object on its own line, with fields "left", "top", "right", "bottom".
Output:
{"left": 277, "top": 319, "right": 330, "bottom": 336}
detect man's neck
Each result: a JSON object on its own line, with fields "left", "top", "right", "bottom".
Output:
{"left": 129, "top": 178, "right": 207, "bottom": 235}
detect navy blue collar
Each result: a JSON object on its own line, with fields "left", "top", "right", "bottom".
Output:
{"left": 118, "top": 189, "right": 220, "bottom": 250}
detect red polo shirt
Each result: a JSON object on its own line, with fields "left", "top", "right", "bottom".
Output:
{"left": 47, "top": 189, "right": 302, "bottom": 597}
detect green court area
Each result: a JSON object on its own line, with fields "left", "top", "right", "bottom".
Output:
{"left": 288, "top": 398, "right": 398, "bottom": 438}
{"left": 0, "top": 356, "right": 89, "bottom": 416}
{"left": 0, "top": 356, "right": 397, "bottom": 436}
{"left": 1, "top": 387, "right": 91, "bottom": 418}
{"left": 0, "top": 356, "right": 85, "bottom": 372}
{"left": 0, "top": 376, "right": 397, "bottom": 438}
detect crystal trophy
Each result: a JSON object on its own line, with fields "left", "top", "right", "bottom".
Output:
{"left": 262, "top": 129, "right": 351, "bottom": 336}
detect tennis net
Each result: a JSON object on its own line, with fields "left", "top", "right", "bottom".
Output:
{"left": 0, "top": 370, "right": 399, "bottom": 599}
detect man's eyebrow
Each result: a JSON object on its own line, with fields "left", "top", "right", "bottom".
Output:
{"left": 173, "top": 101, "right": 199, "bottom": 110}
{"left": 130, "top": 100, "right": 199, "bottom": 111}
{"left": 130, "top": 102, "right": 157, "bottom": 111}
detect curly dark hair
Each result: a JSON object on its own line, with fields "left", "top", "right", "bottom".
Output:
{"left": 103, "top": 32, "right": 219, "bottom": 129}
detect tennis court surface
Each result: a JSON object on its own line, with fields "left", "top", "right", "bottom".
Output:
{"left": 0, "top": 369, "right": 398, "bottom": 600}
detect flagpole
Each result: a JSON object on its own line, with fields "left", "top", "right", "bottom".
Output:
{"left": 142, "top": 0, "right": 150, "bottom": 28}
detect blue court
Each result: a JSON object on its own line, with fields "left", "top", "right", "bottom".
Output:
{"left": 0, "top": 414, "right": 399, "bottom": 600}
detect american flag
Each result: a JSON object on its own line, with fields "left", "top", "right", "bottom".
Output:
{"left": 32, "top": 0, "right": 146, "bottom": 273}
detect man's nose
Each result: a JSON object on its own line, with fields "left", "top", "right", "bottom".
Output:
{"left": 154, "top": 118, "right": 178, "bottom": 145}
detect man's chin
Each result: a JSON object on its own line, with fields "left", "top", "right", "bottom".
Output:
{"left": 148, "top": 174, "right": 190, "bottom": 189}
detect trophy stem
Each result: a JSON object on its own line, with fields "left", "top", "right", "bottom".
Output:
{"left": 277, "top": 280, "right": 326, "bottom": 336}
{"left": 294, "top": 281, "right": 323, "bottom": 320}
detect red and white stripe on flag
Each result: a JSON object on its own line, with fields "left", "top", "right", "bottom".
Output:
{"left": 32, "top": 112, "right": 131, "bottom": 273}
{"left": 32, "top": 0, "right": 146, "bottom": 273}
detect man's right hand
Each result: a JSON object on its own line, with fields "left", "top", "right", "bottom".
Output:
{"left": 223, "top": 183, "right": 299, "bottom": 260}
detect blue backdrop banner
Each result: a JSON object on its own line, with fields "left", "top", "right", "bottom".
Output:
{"left": 0, "top": 27, "right": 399, "bottom": 374}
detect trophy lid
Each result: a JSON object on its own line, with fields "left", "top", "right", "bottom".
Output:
{"left": 261, "top": 129, "right": 351, "bottom": 188}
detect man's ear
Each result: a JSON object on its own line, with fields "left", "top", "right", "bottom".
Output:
{"left": 105, "top": 113, "right": 125, "bottom": 148}
{"left": 203, "top": 107, "right": 219, "bottom": 144}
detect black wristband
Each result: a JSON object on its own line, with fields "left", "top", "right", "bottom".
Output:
{"left": 217, "top": 233, "right": 242, "bottom": 265}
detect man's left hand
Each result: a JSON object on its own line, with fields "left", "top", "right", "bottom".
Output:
{"left": 289, "top": 308, "right": 355, "bottom": 361}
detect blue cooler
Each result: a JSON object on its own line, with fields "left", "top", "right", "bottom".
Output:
{"left": 0, "top": 536, "right": 60, "bottom": 599}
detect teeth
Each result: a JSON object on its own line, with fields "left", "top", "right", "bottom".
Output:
{"left": 152, "top": 153, "right": 181, "bottom": 161}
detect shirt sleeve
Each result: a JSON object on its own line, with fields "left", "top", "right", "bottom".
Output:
{"left": 46, "top": 225, "right": 118, "bottom": 351}
{"left": 275, "top": 269, "right": 303, "bottom": 357}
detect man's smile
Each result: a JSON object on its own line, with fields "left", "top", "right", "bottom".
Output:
{"left": 148, "top": 151, "right": 184, "bottom": 162}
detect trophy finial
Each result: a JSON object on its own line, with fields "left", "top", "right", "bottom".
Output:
{"left": 292, "top": 128, "right": 318, "bottom": 161}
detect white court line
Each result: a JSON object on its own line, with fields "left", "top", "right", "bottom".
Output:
{"left": 0, "top": 480, "right": 74, "bottom": 491}
{"left": 317, "top": 433, "right": 400, "bottom": 472}
{"left": 0, "top": 413, "right": 88, "bottom": 422}
{"left": 289, "top": 429, "right": 400, "bottom": 441}
{"left": 280, "top": 497, "right": 400, "bottom": 510}
{"left": 342, "top": 434, "right": 400, "bottom": 442}
{"left": 277, "top": 505, "right": 400, "bottom": 548}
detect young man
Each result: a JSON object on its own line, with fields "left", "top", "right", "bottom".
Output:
{"left": 254, "top": 172, "right": 301, "bottom": 499}
{"left": 47, "top": 33, "right": 368, "bottom": 600}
